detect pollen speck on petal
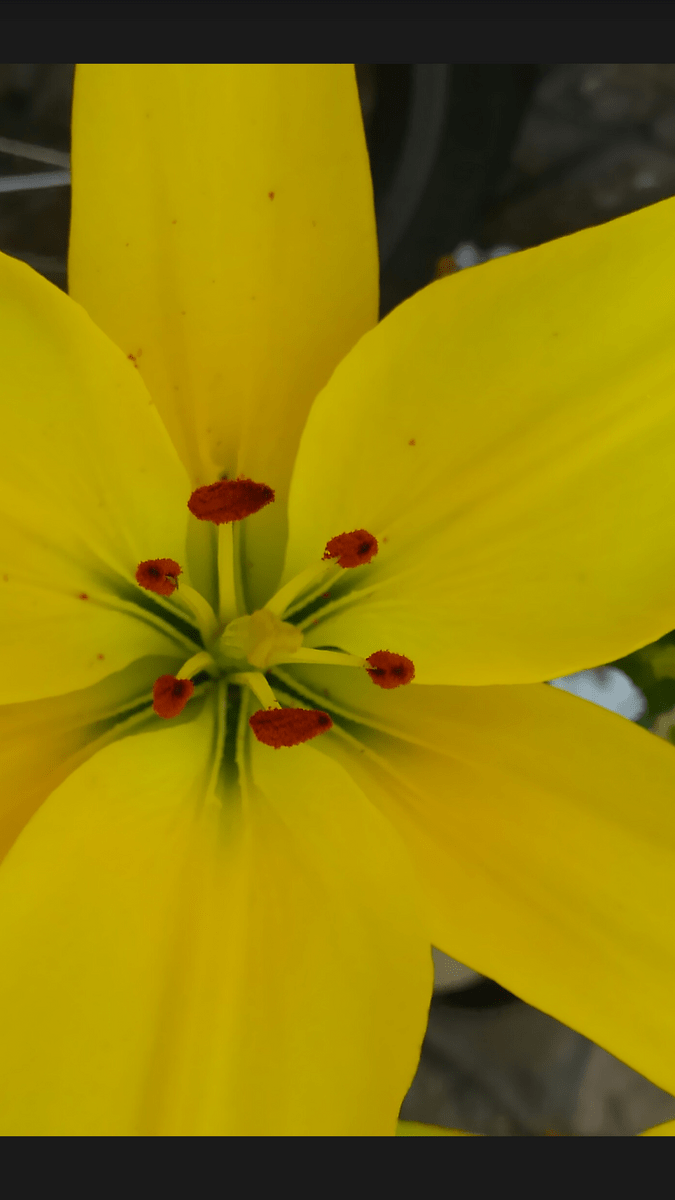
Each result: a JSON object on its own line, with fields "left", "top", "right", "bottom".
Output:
{"left": 322, "top": 529, "right": 378, "bottom": 568}
{"left": 152, "top": 675, "right": 194, "bottom": 718}
{"left": 135, "top": 558, "right": 182, "bottom": 596}
{"left": 188, "top": 478, "right": 275, "bottom": 524}
{"left": 249, "top": 707, "right": 332, "bottom": 747}
{"left": 366, "top": 650, "right": 415, "bottom": 689}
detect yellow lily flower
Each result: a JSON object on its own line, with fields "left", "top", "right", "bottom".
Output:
{"left": 1, "top": 64, "right": 675, "bottom": 1136}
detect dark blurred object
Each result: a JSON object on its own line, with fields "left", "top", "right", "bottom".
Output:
{"left": 401, "top": 993, "right": 675, "bottom": 1136}
{"left": 481, "top": 64, "right": 675, "bottom": 249}
{"left": 0, "top": 65, "right": 72, "bottom": 287}
{"left": 356, "top": 65, "right": 540, "bottom": 318}
{"left": 0, "top": 64, "right": 72, "bottom": 148}
{"left": 434, "top": 978, "right": 519, "bottom": 1010}
{"left": 7, "top": 64, "right": 675, "bottom": 306}
{"left": 1, "top": 63, "right": 538, "bottom": 304}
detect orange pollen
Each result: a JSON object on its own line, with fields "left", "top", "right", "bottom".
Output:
{"left": 135, "top": 558, "right": 182, "bottom": 596}
{"left": 152, "top": 675, "right": 194, "bottom": 718}
{"left": 365, "top": 650, "right": 415, "bottom": 689}
{"left": 187, "top": 478, "right": 275, "bottom": 524}
{"left": 322, "top": 529, "right": 378, "bottom": 568}
{"left": 249, "top": 707, "right": 333, "bottom": 748}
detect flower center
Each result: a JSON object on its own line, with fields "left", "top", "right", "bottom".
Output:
{"left": 135, "top": 477, "right": 414, "bottom": 745}
{"left": 217, "top": 608, "right": 303, "bottom": 670}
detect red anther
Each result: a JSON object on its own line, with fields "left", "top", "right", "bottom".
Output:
{"left": 249, "top": 707, "right": 332, "bottom": 748}
{"left": 152, "top": 675, "right": 194, "bottom": 718}
{"left": 187, "top": 478, "right": 275, "bottom": 524}
{"left": 136, "top": 558, "right": 182, "bottom": 596}
{"left": 322, "top": 529, "right": 378, "bottom": 568}
{"left": 365, "top": 651, "right": 415, "bottom": 689}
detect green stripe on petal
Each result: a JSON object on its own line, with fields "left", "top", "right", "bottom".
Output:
{"left": 0, "top": 251, "right": 194, "bottom": 702}
{"left": 0, "top": 654, "right": 184, "bottom": 862}
{"left": 0, "top": 686, "right": 430, "bottom": 1134}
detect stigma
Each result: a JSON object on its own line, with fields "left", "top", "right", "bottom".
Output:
{"left": 218, "top": 608, "right": 303, "bottom": 669}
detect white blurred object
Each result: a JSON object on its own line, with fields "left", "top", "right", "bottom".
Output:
{"left": 451, "top": 240, "right": 520, "bottom": 269}
{"left": 0, "top": 136, "right": 70, "bottom": 193}
{"left": 432, "top": 947, "right": 483, "bottom": 994}
{"left": 0, "top": 136, "right": 70, "bottom": 168}
{"left": 549, "top": 666, "right": 647, "bottom": 721}
{"left": 0, "top": 171, "right": 70, "bottom": 193}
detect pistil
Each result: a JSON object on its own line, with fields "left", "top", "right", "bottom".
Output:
{"left": 142, "top": 498, "right": 412, "bottom": 747}
{"left": 217, "top": 608, "right": 303, "bottom": 669}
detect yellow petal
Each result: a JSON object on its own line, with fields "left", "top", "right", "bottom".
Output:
{"left": 0, "top": 686, "right": 430, "bottom": 1134}
{"left": 276, "top": 662, "right": 675, "bottom": 1099}
{"left": 0, "top": 251, "right": 196, "bottom": 702}
{"left": 283, "top": 198, "right": 675, "bottom": 684}
{"left": 0, "top": 653, "right": 182, "bottom": 862}
{"left": 640, "top": 1119, "right": 675, "bottom": 1135}
{"left": 69, "top": 64, "right": 378, "bottom": 610}
{"left": 396, "top": 1120, "right": 476, "bottom": 1135}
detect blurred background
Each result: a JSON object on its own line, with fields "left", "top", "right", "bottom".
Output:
{"left": 2, "top": 62, "right": 675, "bottom": 1135}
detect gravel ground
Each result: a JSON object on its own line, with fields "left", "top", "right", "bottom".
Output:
{"left": 1, "top": 63, "right": 674, "bottom": 1137}
{"left": 481, "top": 63, "right": 675, "bottom": 249}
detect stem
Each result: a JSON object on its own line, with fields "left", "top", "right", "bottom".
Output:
{"left": 173, "top": 584, "right": 220, "bottom": 644}
{"left": 175, "top": 650, "right": 217, "bottom": 680}
{"left": 229, "top": 671, "right": 281, "bottom": 710}
{"left": 265, "top": 560, "right": 336, "bottom": 618}
{"left": 217, "top": 523, "right": 238, "bottom": 624}
{"left": 270, "top": 647, "right": 367, "bottom": 668}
